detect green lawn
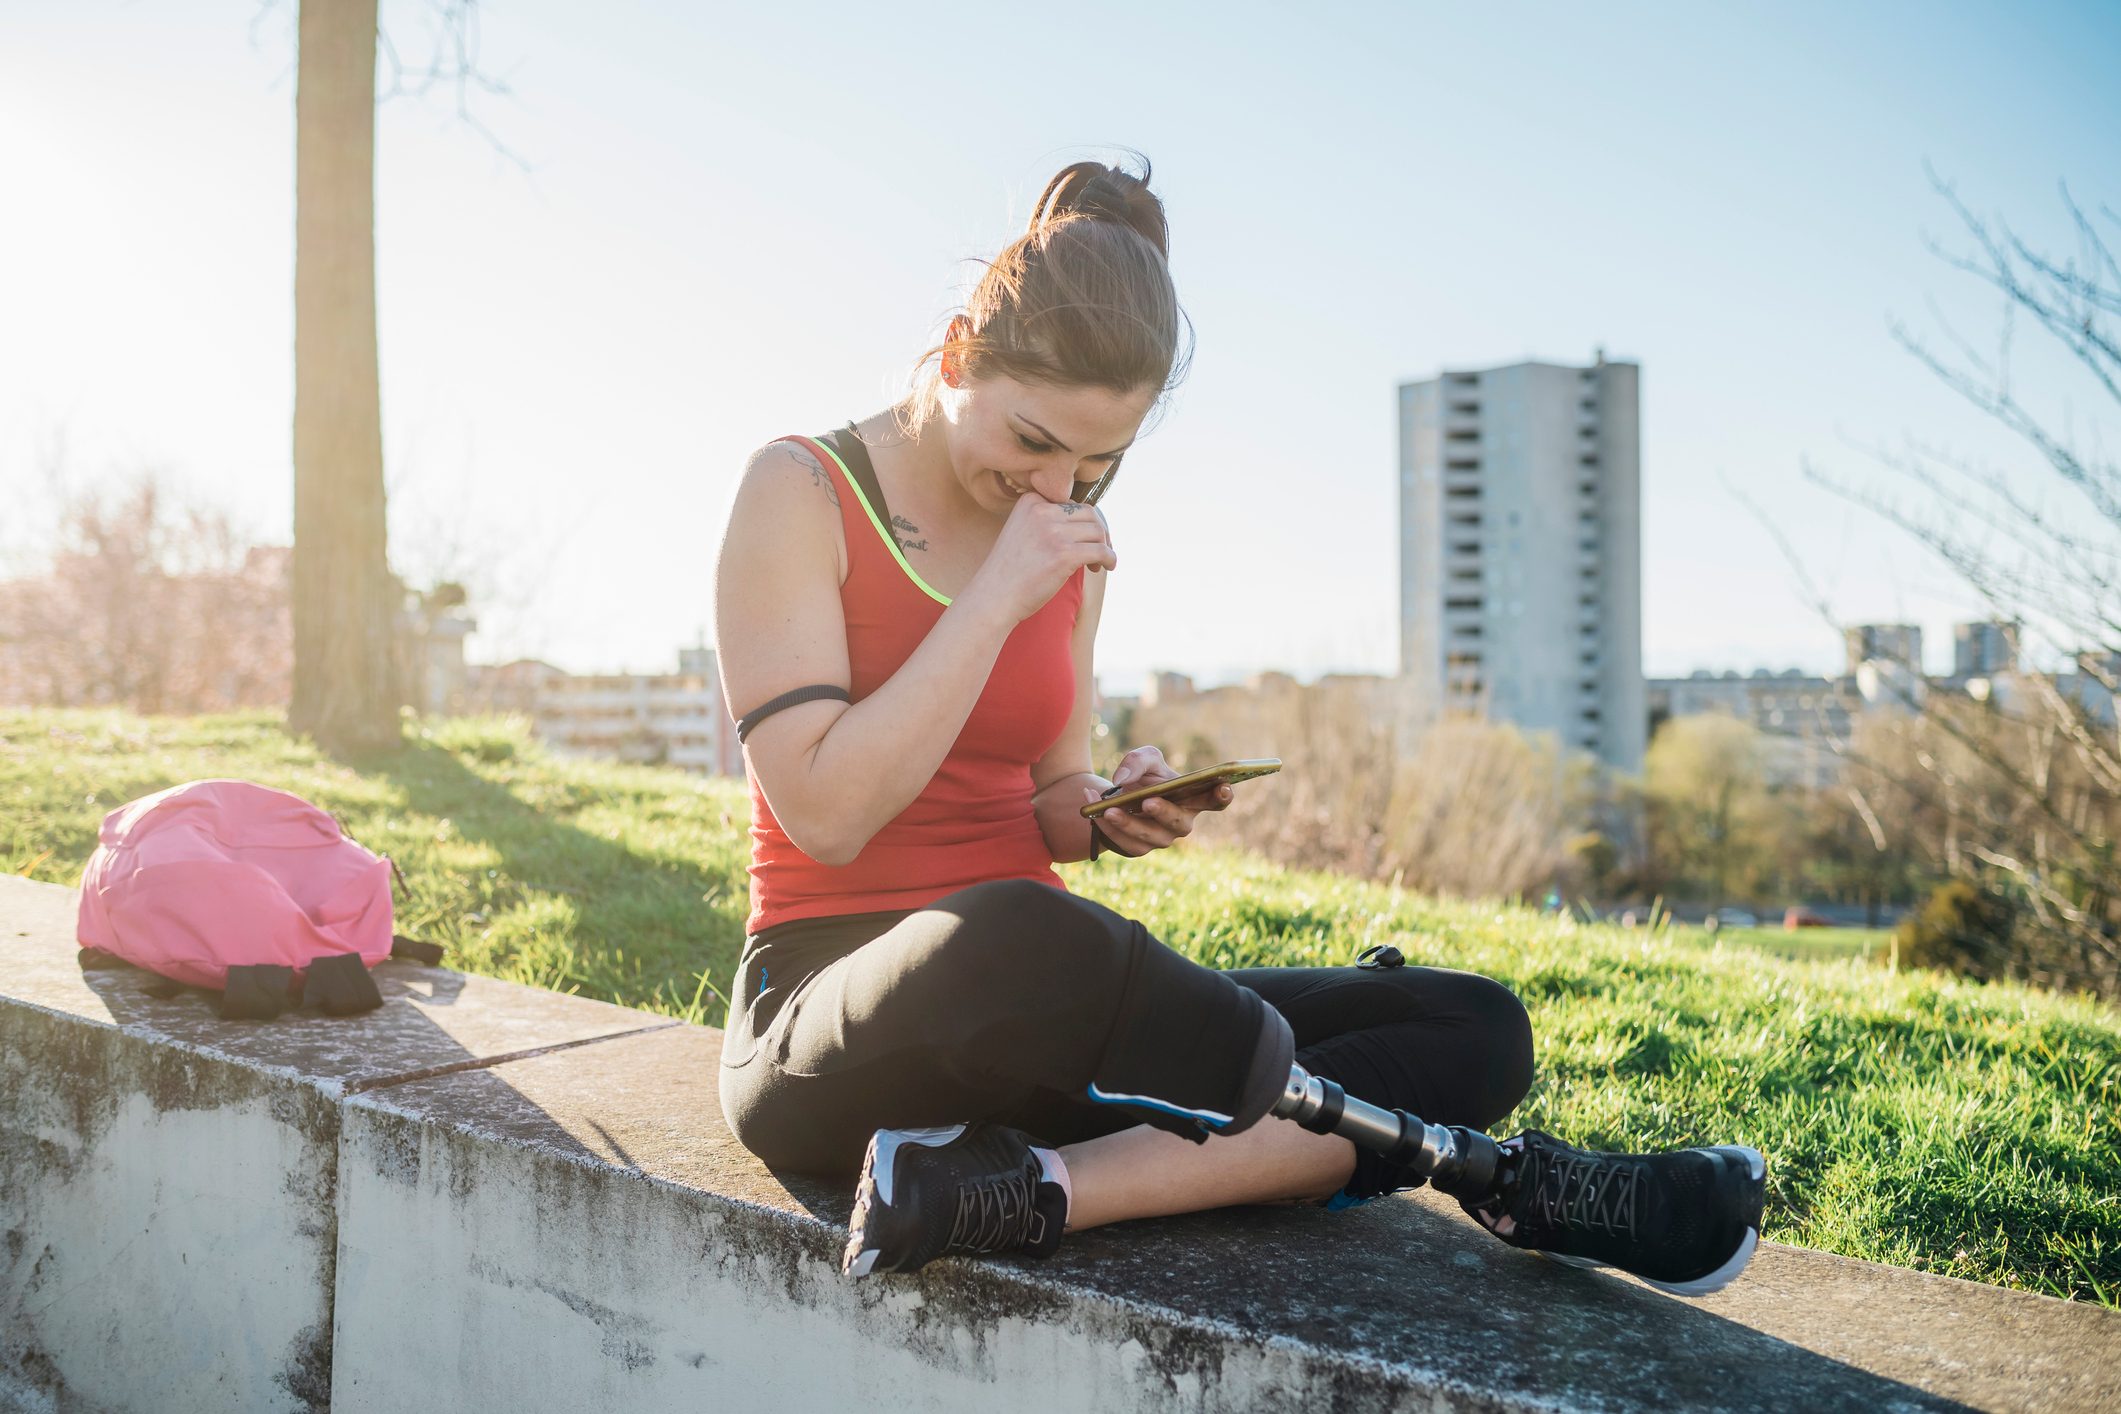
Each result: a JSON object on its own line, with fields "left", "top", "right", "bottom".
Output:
{"left": 1702, "top": 925, "right": 1891, "bottom": 964}
{"left": 5, "top": 708, "right": 2117, "bottom": 1307}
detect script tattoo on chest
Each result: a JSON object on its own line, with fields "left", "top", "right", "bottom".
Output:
{"left": 890, "top": 514, "right": 929, "bottom": 552}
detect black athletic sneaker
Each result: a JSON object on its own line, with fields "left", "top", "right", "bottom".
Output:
{"left": 841, "top": 1123, "right": 1069, "bottom": 1278}
{"left": 1463, "top": 1130, "right": 1767, "bottom": 1296}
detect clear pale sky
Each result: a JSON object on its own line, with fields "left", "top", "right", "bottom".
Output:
{"left": 3, "top": 1, "right": 2118, "bottom": 691}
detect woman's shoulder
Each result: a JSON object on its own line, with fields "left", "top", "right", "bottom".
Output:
{"left": 737, "top": 435, "right": 847, "bottom": 514}
{"left": 723, "top": 435, "right": 851, "bottom": 579}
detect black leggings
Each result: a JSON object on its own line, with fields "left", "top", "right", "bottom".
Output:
{"left": 718, "top": 879, "right": 1535, "bottom": 1201}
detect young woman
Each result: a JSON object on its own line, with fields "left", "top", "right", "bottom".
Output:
{"left": 713, "top": 159, "right": 1764, "bottom": 1294}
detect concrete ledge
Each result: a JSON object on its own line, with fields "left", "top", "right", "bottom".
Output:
{"left": 0, "top": 876, "right": 660, "bottom": 1412}
{"left": 5, "top": 875, "right": 2118, "bottom": 1411}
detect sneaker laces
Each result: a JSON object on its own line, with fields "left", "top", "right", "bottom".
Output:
{"left": 1520, "top": 1145, "right": 1644, "bottom": 1241}
{"left": 944, "top": 1162, "right": 1043, "bottom": 1254}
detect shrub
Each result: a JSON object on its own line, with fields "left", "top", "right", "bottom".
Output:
{"left": 1897, "top": 879, "right": 2018, "bottom": 979}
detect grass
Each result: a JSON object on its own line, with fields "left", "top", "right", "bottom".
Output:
{"left": 5, "top": 707, "right": 2117, "bottom": 1308}
{"left": 1705, "top": 925, "right": 1891, "bottom": 964}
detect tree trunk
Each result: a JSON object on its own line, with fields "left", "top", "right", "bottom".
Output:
{"left": 289, "top": 0, "right": 400, "bottom": 753}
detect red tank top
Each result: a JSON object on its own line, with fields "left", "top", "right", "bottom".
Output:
{"left": 744, "top": 432, "right": 1084, "bottom": 934}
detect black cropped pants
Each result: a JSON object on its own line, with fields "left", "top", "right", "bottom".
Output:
{"left": 718, "top": 879, "right": 1535, "bottom": 1202}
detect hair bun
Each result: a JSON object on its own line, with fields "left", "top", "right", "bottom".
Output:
{"left": 1030, "top": 158, "right": 1169, "bottom": 257}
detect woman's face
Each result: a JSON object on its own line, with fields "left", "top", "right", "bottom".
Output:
{"left": 941, "top": 371, "right": 1156, "bottom": 518}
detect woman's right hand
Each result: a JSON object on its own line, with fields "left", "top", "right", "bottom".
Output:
{"left": 966, "top": 491, "right": 1118, "bottom": 623}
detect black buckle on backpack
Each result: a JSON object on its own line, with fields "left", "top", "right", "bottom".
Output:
{"left": 1356, "top": 943, "right": 1404, "bottom": 970}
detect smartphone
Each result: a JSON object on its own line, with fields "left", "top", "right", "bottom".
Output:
{"left": 1079, "top": 759, "right": 1282, "bottom": 818}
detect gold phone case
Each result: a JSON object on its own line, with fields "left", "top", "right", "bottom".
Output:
{"left": 1079, "top": 758, "right": 1282, "bottom": 818}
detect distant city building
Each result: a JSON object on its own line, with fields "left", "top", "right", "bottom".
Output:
{"left": 2072, "top": 648, "right": 2121, "bottom": 681}
{"left": 1855, "top": 658, "right": 1926, "bottom": 712}
{"left": 1398, "top": 352, "right": 1644, "bottom": 772}
{"left": 463, "top": 659, "right": 567, "bottom": 716}
{"left": 1953, "top": 620, "right": 2018, "bottom": 679}
{"left": 1141, "top": 671, "right": 1196, "bottom": 707}
{"left": 399, "top": 583, "right": 476, "bottom": 716}
{"left": 530, "top": 647, "right": 741, "bottom": 776}
{"left": 2058, "top": 651, "right": 2120, "bottom": 727}
{"left": 1648, "top": 669, "right": 1861, "bottom": 787}
{"left": 1844, "top": 623, "right": 1922, "bottom": 676}
{"left": 1127, "top": 669, "right": 1402, "bottom": 775}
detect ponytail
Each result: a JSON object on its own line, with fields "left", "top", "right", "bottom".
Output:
{"left": 903, "top": 155, "right": 1192, "bottom": 427}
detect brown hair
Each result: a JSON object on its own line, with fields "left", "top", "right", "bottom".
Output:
{"left": 903, "top": 157, "right": 1192, "bottom": 428}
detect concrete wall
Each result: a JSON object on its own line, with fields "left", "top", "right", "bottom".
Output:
{"left": 328, "top": 1032, "right": 1398, "bottom": 1413}
{"left": 2, "top": 1002, "right": 341, "bottom": 1412}
{"left": 6, "top": 875, "right": 2118, "bottom": 1413}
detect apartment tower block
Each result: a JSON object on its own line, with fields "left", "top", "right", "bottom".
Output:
{"left": 1398, "top": 356, "right": 1646, "bottom": 773}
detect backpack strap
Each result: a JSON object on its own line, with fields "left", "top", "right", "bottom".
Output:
{"left": 304, "top": 952, "right": 383, "bottom": 1016}
{"left": 220, "top": 964, "right": 294, "bottom": 1020}
{"left": 390, "top": 934, "right": 446, "bottom": 965}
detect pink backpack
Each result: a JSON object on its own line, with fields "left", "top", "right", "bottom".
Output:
{"left": 75, "top": 779, "right": 440, "bottom": 1019}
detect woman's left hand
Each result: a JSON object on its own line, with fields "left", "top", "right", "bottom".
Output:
{"left": 1081, "top": 745, "right": 1233, "bottom": 857}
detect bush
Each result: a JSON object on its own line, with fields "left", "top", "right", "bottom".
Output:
{"left": 0, "top": 474, "right": 290, "bottom": 713}
{"left": 1897, "top": 879, "right": 2019, "bottom": 979}
{"left": 1124, "top": 675, "right": 1589, "bottom": 899}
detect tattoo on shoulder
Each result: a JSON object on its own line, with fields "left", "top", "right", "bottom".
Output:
{"left": 780, "top": 444, "right": 839, "bottom": 509}
{"left": 890, "top": 514, "right": 929, "bottom": 552}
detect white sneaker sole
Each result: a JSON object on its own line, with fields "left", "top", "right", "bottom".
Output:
{"left": 1545, "top": 1223, "right": 1759, "bottom": 1297}
{"left": 840, "top": 1124, "right": 968, "bottom": 1280}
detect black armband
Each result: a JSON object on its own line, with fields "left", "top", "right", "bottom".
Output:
{"left": 736, "top": 684, "right": 851, "bottom": 743}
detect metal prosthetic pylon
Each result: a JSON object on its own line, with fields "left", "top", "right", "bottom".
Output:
{"left": 1270, "top": 1062, "right": 1505, "bottom": 1203}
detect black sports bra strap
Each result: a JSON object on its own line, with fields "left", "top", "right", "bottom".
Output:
{"left": 820, "top": 425, "right": 901, "bottom": 554}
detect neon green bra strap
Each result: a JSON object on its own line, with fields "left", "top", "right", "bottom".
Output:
{"left": 790, "top": 433, "right": 951, "bottom": 607}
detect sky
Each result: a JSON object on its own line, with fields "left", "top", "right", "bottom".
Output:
{"left": 3, "top": 1, "right": 2118, "bottom": 692}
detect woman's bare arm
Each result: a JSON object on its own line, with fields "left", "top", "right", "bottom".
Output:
{"left": 714, "top": 442, "right": 1018, "bottom": 866}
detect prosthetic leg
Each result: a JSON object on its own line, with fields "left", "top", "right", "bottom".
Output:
{"left": 1266, "top": 1059, "right": 1770, "bottom": 1297}
{"left": 1272, "top": 1061, "right": 1504, "bottom": 1202}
